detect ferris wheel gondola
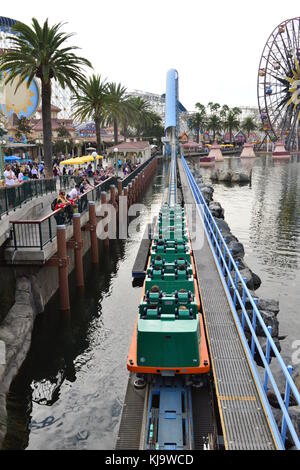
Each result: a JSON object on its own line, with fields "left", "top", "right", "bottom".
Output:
{"left": 258, "top": 17, "right": 300, "bottom": 151}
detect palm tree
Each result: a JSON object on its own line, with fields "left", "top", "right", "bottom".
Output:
{"left": 0, "top": 18, "right": 91, "bottom": 177}
{"left": 125, "top": 96, "right": 152, "bottom": 139}
{"left": 207, "top": 114, "right": 222, "bottom": 142}
{"left": 223, "top": 111, "right": 240, "bottom": 143}
{"left": 73, "top": 74, "right": 108, "bottom": 153}
{"left": 105, "top": 82, "right": 133, "bottom": 145}
{"left": 208, "top": 102, "right": 221, "bottom": 114}
{"left": 188, "top": 102, "right": 207, "bottom": 143}
{"left": 242, "top": 116, "right": 257, "bottom": 139}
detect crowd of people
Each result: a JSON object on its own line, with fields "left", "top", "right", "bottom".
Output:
{"left": 2, "top": 161, "right": 44, "bottom": 187}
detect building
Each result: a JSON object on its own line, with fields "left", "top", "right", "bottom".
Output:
{"left": 31, "top": 105, "right": 76, "bottom": 141}
{"left": 107, "top": 140, "right": 151, "bottom": 163}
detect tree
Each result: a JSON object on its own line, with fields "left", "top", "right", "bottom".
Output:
{"left": 105, "top": 82, "right": 133, "bottom": 145}
{"left": 223, "top": 111, "right": 240, "bottom": 143}
{"left": 242, "top": 116, "right": 257, "bottom": 139}
{"left": 137, "top": 111, "right": 164, "bottom": 140}
{"left": 208, "top": 102, "right": 221, "bottom": 114}
{"left": 57, "top": 124, "right": 71, "bottom": 139}
{"left": 15, "top": 116, "right": 32, "bottom": 141}
{"left": 189, "top": 112, "right": 207, "bottom": 144}
{"left": 125, "top": 96, "right": 152, "bottom": 139}
{"left": 73, "top": 74, "right": 108, "bottom": 153}
{"left": 0, "top": 18, "right": 92, "bottom": 177}
{"left": 207, "top": 114, "right": 222, "bottom": 142}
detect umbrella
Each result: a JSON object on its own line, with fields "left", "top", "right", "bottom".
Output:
{"left": 80, "top": 155, "right": 104, "bottom": 163}
{"left": 4, "top": 156, "right": 21, "bottom": 161}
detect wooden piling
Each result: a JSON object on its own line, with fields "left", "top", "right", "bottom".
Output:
{"left": 88, "top": 201, "right": 99, "bottom": 264}
{"left": 73, "top": 214, "right": 84, "bottom": 288}
{"left": 57, "top": 225, "right": 70, "bottom": 312}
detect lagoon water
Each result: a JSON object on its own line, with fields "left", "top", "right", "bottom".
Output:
{"left": 193, "top": 154, "right": 300, "bottom": 369}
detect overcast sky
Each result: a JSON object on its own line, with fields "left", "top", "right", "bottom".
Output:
{"left": 2, "top": 1, "right": 300, "bottom": 110}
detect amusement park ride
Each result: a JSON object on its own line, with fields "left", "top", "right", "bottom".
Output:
{"left": 258, "top": 17, "right": 300, "bottom": 151}
{"left": 0, "top": 16, "right": 73, "bottom": 120}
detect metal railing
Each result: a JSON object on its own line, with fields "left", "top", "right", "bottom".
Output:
{"left": 0, "top": 179, "right": 57, "bottom": 219}
{"left": 122, "top": 155, "right": 156, "bottom": 188}
{"left": 181, "top": 156, "right": 300, "bottom": 450}
{"left": 10, "top": 177, "right": 116, "bottom": 250}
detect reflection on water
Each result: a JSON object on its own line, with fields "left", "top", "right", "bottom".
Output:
{"left": 4, "top": 159, "right": 168, "bottom": 450}
{"left": 196, "top": 154, "right": 300, "bottom": 365}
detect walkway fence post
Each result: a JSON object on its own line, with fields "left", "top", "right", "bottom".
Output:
{"left": 73, "top": 213, "right": 84, "bottom": 288}
{"left": 57, "top": 225, "right": 70, "bottom": 312}
{"left": 101, "top": 191, "right": 109, "bottom": 248}
{"left": 88, "top": 201, "right": 99, "bottom": 264}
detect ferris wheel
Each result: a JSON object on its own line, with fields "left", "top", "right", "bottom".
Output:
{"left": 258, "top": 17, "right": 300, "bottom": 151}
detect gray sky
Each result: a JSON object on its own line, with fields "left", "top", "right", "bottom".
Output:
{"left": 2, "top": 0, "right": 300, "bottom": 110}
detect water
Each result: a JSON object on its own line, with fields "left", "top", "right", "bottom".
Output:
{"left": 192, "top": 154, "right": 300, "bottom": 367}
{"left": 4, "top": 159, "right": 169, "bottom": 450}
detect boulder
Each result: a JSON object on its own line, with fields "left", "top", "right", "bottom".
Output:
{"left": 209, "top": 201, "right": 224, "bottom": 219}
{"left": 214, "top": 218, "right": 231, "bottom": 234}
{"left": 201, "top": 185, "right": 214, "bottom": 203}
{"left": 231, "top": 172, "right": 241, "bottom": 183}
{"left": 250, "top": 271, "right": 262, "bottom": 290}
{"left": 257, "top": 298, "right": 280, "bottom": 316}
{"left": 240, "top": 172, "right": 251, "bottom": 183}
{"left": 228, "top": 240, "right": 245, "bottom": 259}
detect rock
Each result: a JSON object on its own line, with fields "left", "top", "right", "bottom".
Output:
{"left": 218, "top": 170, "right": 232, "bottom": 183}
{"left": 228, "top": 240, "right": 245, "bottom": 259}
{"left": 294, "top": 374, "right": 300, "bottom": 395}
{"left": 284, "top": 407, "right": 300, "bottom": 448}
{"left": 209, "top": 201, "right": 224, "bottom": 219}
{"left": 250, "top": 271, "right": 262, "bottom": 290}
{"left": 258, "top": 299, "right": 280, "bottom": 316}
{"left": 259, "top": 336, "right": 282, "bottom": 357}
{"left": 240, "top": 172, "right": 251, "bottom": 183}
{"left": 215, "top": 218, "right": 231, "bottom": 234}
{"left": 236, "top": 308, "right": 279, "bottom": 338}
{"left": 201, "top": 185, "right": 214, "bottom": 203}
{"left": 267, "top": 390, "right": 298, "bottom": 409}
{"left": 239, "top": 267, "right": 253, "bottom": 289}
{"left": 231, "top": 172, "right": 240, "bottom": 183}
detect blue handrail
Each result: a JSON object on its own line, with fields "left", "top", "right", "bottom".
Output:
{"left": 181, "top": 156, "right": 300, "bottom": 450}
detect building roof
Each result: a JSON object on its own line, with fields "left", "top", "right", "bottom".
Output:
{"left": 107, "top": 141, "right": 150, "bottom": 153}
{"left": 31, "top": 118, "right": 75, "bottom": 132}
{"left": 37, "top": 104, "right": 62, "bottom": 113}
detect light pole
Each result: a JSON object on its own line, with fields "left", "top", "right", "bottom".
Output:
{"left": 114, "top": 147, "right": 119, "bottom": 176}
{"left": 64, "top": 139, "right": 68, "bottom": 157}
{"left": 0, "top": 139, "right": 6, "bottom": 179}
{"left": 75, "top": 139, "right": 79, "bottom": 157}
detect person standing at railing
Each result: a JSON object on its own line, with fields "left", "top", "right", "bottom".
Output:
{"left": 4, "top": 164, "right": 17, "bottom": 208}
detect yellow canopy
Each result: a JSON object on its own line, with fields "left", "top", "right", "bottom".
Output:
{"left": 80, "top": 155, "right": 104, "bottom": 163}
{"left": 60, "top": 155, "right": 104, "bottom": 165}
{"left": 59, "top": 158, "right": 81, "bottom": 165}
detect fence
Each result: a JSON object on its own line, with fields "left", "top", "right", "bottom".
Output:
{"left": 122, "top": 155, "right": 156, "bottom": 188}
{"left": 0, "top": 179, "right": 57, "bottom": 219}
{"left": 10, "top": 155, "right": 157, "bottom": 251}
{"left": 181, "top": 156, "right": 300, "bottom": 450}
{"left": 11, "top": 177, "right": 116, "bottom": 250}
